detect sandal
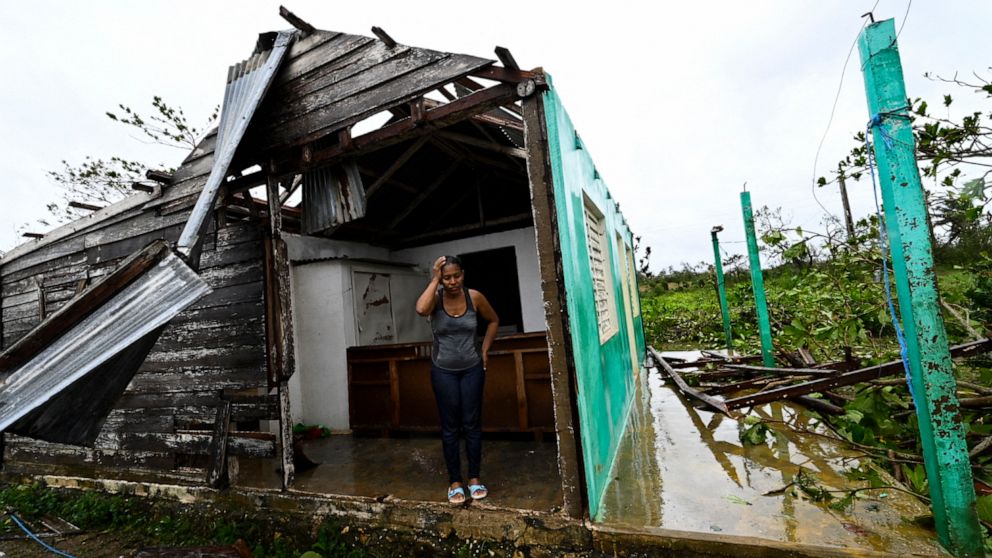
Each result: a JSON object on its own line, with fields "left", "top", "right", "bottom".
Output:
{"left": 468, "top": 483, "right": 488, "bottom": 500}
{"left": 447, "top": 486, "right": 466, "bottom": 504}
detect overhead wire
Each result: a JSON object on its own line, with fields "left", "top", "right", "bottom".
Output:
{"left": 895, "top": 0, "right": 913, "bottom": 39}
{"left": 809, "top": 0, "right": 880, "bottom": 220}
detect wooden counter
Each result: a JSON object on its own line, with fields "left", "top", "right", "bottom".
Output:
{"left": 347, "top": 332, "right": 553, "bottom": 434}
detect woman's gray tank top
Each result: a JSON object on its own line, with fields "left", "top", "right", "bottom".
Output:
{"left": 430, "top": 287, "right": 481, "bottom": 371}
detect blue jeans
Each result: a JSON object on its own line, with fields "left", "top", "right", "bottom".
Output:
{"left": 431, "top": 361, "right": 484, "bottom": 484}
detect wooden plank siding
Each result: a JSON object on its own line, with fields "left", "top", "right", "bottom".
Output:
{"left": 0, "top": 181, "right": 273, "bottom": 482}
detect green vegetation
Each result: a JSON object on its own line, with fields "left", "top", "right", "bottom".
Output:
{"left": 638, "top": 71, "right": 992, "bottom": 546}
{"left": 0, "top": 482, "right": 367, "bottom": 557}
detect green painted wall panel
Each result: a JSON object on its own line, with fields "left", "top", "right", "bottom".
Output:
{"left": 542, "top": 85, "right": 645, "bottom": 517}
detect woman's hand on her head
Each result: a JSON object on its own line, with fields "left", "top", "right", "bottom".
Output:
{"left": 432, "top": 256, "right": 446, "bottom": 281}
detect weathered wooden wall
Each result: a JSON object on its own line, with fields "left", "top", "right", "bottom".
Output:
{"left": 0, "top": 141, "right": 276, "bottom": 483}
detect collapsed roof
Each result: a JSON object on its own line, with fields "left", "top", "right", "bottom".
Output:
{"left": 0, "top": 13, "right": 543, "bottom": 445}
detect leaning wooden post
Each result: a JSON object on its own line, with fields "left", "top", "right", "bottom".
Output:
{"left": 710, "top": 226, "right": 733, "bottom": 355}
{"left": 740, "top": 191, "right": 774, "bottom": 367}
{"left": 859, "top": 19, "right": 981, "bottom": 556}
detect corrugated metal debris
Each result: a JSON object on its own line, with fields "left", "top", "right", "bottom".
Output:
{"left": 0, "top": 242, "right": 211, "bottom": 445}
{"left": 301, "top": 160, "right": 366, "bottom": 235}
{"left": 177, "top": 30, "right": 296, "bottom": 267}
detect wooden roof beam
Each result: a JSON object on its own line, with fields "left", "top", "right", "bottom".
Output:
{"left": 279, "top": 81, "right": 534, "bottom": 174}
{"left": 279, "top": 6, "right": 315, "bottom": 35}
{"left": 422, "top": 96, "right": 523, "bottom": 130}
{"left": 437, "top": 130, "right": 526, "bottom": 159}
{"left": 357, "top": 166, "right": 417, "bottom": 194}
{"left": 68, "top": 201, "right": 105, "bottom": 212}
{"left": 456, "top": 77, "right": 523, "bottom": 117}
{"left": 470, "top": 65, "right": 542, "bottom": 85}
{"left": 371, "top": 26, "right": 398, "bottom": 49}
{"left": 429, "top": 136, "right": 522, "bottom": 175}
{"left": 225, "top": 169, "right": 267, "bottom": 195}
{"left": 494, "top": 47, "right": 520, "bottom": 72}
{"left": 145, "top": 169, "right": 173, "bottom": 184}
{"left": 399, "top": 212, "right": 532, "bottom": 246}
{"left": 365, "top": 135, "right": 429, "bottom": 199}
{"left": 385, "top": 158, "right": 461, "bottom": 230}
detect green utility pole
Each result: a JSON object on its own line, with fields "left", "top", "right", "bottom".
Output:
{"left": 859, "top": 19, "right": 981, "bottom": 556}
{"left": 710, "top": 226, "right": 733, "bottom": 355}
{"left": 740, "top": 191, "right": 774, "bottom": 367}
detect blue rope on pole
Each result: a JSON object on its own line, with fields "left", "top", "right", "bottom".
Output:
{"left": 865, "top": 113, "right": 916, "bottom": 406}
{"left": 8, "top": 513, "right": 79, "bottom": 558}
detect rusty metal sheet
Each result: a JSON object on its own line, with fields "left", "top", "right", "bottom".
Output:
{"left": 301, "top": 160, "right": 366, "bottom": 235}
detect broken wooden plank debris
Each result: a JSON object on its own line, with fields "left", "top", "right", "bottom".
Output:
{"left": 647, "top": 346, "right": 729, "bottom": 415}
{"left": 647, "top": 338, "right": 992, "bottom": 414}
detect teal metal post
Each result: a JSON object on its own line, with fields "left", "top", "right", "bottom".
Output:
{"left": 710, "top": 226, "right": 733, "bottom": 355}
{"left": 859, "top": 19, "right": 981, "bottom": 556}
{"left": 740, "top": 192, "right": 774, "bottom": 367}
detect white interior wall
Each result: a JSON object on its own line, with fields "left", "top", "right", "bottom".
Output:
{"left": 288, "top": 259, "right": 352, "bottom": 430}
{"left": 286, "top": 227, "right": 545, "bottom": 427}
{"left": 391, "top": 227, "right": 545, "bottom": 332}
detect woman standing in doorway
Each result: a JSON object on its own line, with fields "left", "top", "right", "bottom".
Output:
{"left": 415, "top": 255, "right": 499, "bottom": 504}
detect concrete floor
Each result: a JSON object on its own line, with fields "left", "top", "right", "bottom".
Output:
{"left": 597, "top": 353, "right": 949, "bottom": 556}
{"left": 240, "top": 434, "right": 563, "bottom": 512}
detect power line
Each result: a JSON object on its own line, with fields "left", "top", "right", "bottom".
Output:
{"left": 809, "top": 0, "right": 880, "bottom": 221}
{"left": 896, "top": 0, "right": 913, "bottom": 39}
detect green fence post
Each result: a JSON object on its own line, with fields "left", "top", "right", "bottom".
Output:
{"left": 710, "top": 226, "right": 734, "bottom": 355}
{"left": 740, "top": 191, "right": 774, "bottom": 367}
{"left": 858, "top": 19, "right": 981, "bottom": 556}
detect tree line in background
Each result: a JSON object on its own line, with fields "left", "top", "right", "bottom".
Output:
{"left": 641, "top": 69, "right": 991, "bottom": 354}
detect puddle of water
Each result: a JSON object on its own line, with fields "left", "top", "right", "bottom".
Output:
{"left": 597, "top": 352, "right": 947, "bottom": 555}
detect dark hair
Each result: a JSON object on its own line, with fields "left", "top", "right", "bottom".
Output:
{"left": 442, "top": 255, "right": 463, "bottom": 270}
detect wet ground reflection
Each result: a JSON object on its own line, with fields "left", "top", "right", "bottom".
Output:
{"left": 598, "top": 351, "right": 947, "bottom": 555}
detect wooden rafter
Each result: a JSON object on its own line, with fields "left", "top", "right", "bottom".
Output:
{"left": 494, "top": 47, "right": 520, "bottom": 72}
{"left": 278, "top": 6, "right": 315, "bottom": 35}
{"left": 399, "top": 213, "right": 532, "bottom": 246}
{"left": 456, "top": 77, "right": 523, "bottom": 117}
{"left": 357, "top": 165, "right": 417, "bottom": 194}
{"left": 470, "top": 65, "right": 540, "bottom": 84}
{"left": 365, "top": 135, "right": 429, "bottom": 198}
{"left": 385, "top": 158, "right": 461, "bottom": 230}
{"left": 429, "top": 136, "right": 521, "bottom": 174}
{"left": 68, "top": 201, "right": 104, "bottom": 212}
{"left": 277, "top": 81, "right": 532, "bottom": 174}
{"left": 225, "top": 170, "right": 267, "bottom": 196}
{"left": 437, "top": 130, "right": 526, "bottom": 159}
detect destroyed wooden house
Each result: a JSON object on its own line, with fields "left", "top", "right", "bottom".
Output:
{"left": 0, "top": 19, "right": 645, "bottom": 520}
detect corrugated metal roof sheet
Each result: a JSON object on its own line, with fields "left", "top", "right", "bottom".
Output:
{"left": 0, "top": 249, "right": 211, "bottom": 445}
{"left": 301, "top": 160, "right": 366, "bottom": 235}
{"left": 177, "top": 30, "right": 297, "bottom": 267}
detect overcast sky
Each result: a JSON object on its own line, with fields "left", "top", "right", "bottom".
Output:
{"left": 1, "top": 1, "right": 989, "bottom": 270}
